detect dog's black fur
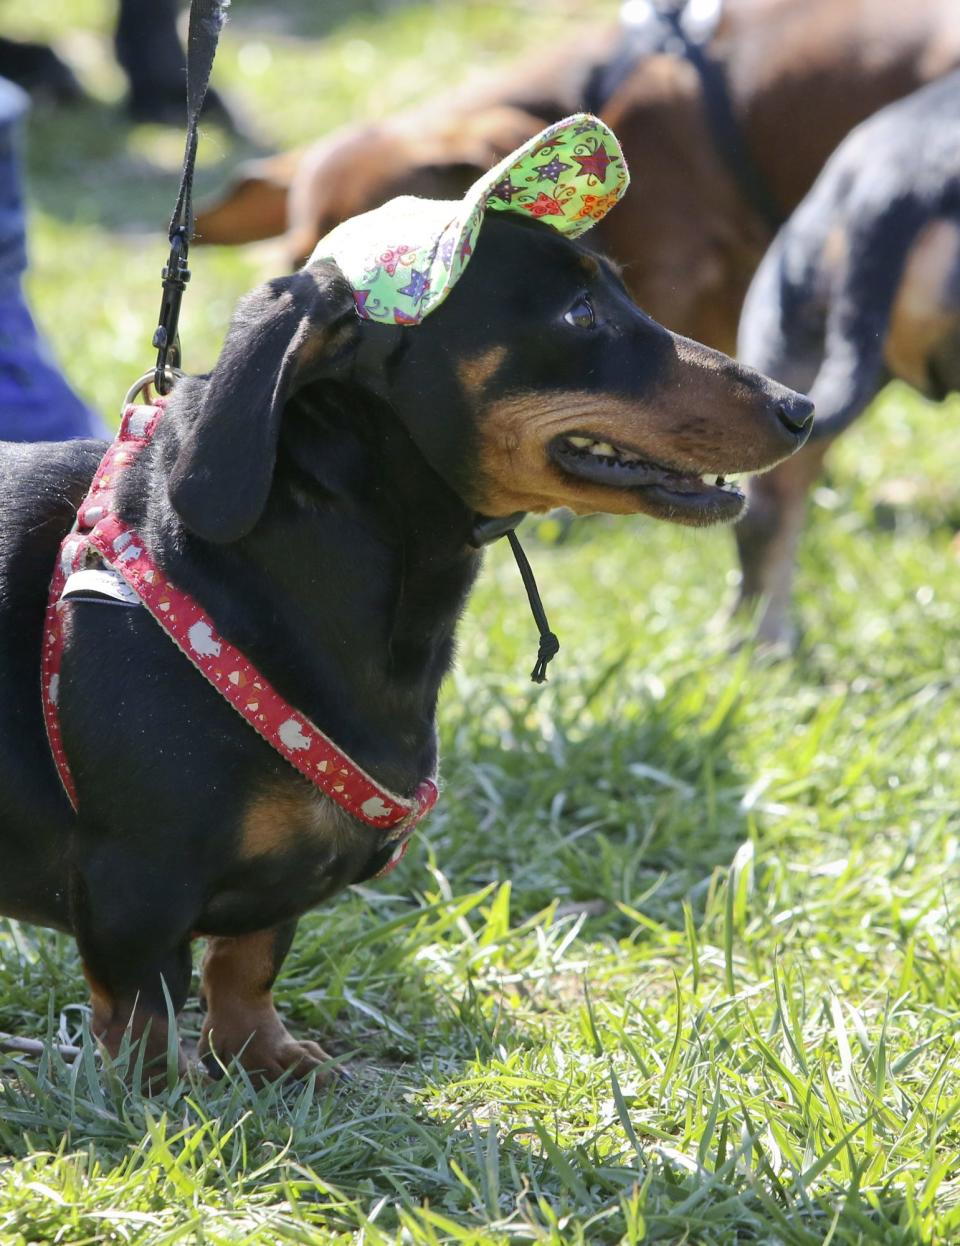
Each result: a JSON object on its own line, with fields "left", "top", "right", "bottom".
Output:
{"left": 739, "top": 71, "right": 960, "bottom": 436}
{"left": 733, "top": 70, "right": 960, "bottom": 645}
{"left": 0, "top": 213, "right": 811, "bottom": 1080}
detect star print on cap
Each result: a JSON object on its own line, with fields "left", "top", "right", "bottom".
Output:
{"left": 308, "top": 113, "right": 629, "bottom": 326}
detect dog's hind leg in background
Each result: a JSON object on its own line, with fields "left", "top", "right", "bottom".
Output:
{"left": 732, "top": 207, "right": 919, "bottom": 647}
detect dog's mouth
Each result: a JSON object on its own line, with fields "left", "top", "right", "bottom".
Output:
{"left": 549, "top": 433, "right": 746, "bottom": 523}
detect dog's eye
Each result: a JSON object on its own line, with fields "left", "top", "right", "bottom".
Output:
{"left": 564, "top": 296, "right": 595, "bottom": 330}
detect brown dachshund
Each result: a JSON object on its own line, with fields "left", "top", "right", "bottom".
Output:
{"left": 198, "top": 0, "right": 960, "bottom": 352}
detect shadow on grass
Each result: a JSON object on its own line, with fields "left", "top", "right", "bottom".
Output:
{"left": 0, "top": 666, "right": 775, "bottom": 1236}
{"left": 432, "top": 676, "right": 754, "bottom": 936}
{"left": 23, "top": 97, "right": 261, "bottom": 234}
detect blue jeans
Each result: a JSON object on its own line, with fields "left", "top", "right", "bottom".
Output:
{"left": 0, "top": 76, "right": 109, "bottom": 441}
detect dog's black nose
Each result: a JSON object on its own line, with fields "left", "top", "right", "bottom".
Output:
{"left": 776, "top": 393, "right": 815, "bottom": 436}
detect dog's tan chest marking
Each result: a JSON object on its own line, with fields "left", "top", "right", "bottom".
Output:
{"left": 239, "top": 785, "right": 342, "bottom": 860}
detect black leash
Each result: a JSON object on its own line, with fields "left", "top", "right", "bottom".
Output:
{"left": 153, "top": 0, "right": 230, "bottom": 394}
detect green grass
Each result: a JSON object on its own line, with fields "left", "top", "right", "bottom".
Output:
{"left": 3, "top": 2, "right": 960, "bottom": 1242}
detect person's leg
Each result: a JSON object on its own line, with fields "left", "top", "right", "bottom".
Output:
{"left": 115, "top": 0, "right": 236, "bottom": 129}
{"left": 0, "top": 77, "right": 109, "bottom": 442}
{"left": 0, "top": 38, "right": 83, "bottom": 104}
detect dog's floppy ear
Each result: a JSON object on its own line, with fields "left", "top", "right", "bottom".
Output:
{"left": 168, "top": 261, "right": 359, "bottom": 543}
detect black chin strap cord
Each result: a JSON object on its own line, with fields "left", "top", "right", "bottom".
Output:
{"left": 153, "top": 0, "right": 230, "bottom": 393}
{"left": 469, "top": 513, "right": 560, "bottom": 683}
{"left": 506, "top": 529, "right": 560, "bottom": 684}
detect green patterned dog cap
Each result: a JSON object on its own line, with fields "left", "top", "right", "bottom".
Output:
{"left": 308, "top": 113, "right": 630, "bottom": 326}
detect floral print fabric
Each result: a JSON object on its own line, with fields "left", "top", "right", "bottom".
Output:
{"left": 309, "top": 113, "right": 630, "bottom": 325}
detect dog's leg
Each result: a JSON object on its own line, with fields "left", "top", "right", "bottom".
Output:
{"left": 80, "top": 944, "right": 192, "bottom": 1080}
{"left": 731, "top": 437, "right": 832, "bottom": 647}
{"left": 198, "top": 922, "right": 334, "bottom": 1084}
{"left": 69, "top": 850, "right": 195, "bottom": 1081}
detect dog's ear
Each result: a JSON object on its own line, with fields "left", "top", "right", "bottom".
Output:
{"left": 168, "top": 261, "right": 359, "bottom": 543}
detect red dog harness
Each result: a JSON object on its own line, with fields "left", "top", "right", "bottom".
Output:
{"left": 42, "top": 401, "right": 437, "bottom": 868}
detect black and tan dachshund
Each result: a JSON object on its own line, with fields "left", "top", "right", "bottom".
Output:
{"left": 735, "top": 70, "right": 960, "bottom": 645}
{"left": 0, "top": 213, "right": 812, "bottom": 1082}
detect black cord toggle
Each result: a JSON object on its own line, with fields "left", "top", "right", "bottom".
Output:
{"left": 506, "top": 528, "right": 560, "bottom": 683}
{"left": 153, "top": 227, "right": 191, "bottom": 393}
{"left": 530, "top": 628, "right": 560, "bottom": 685}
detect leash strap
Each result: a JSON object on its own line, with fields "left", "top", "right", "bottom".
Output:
{"left": 42, "top": 403, "right": 437, "bottom": 845}
{"left": 169, "top": 0, "right": 229, "bottom": 242}
{"left": 153, "top": 0, "right": 231, "bottom": 392}
{"left": 585, "top": 0, "right": 782, "bottom": 231}
{"left": 671, "top": 10, "right": 783, "bottom": 231}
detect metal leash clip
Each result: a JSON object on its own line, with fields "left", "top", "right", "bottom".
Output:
{"left": 152, "top": 227, "right": 191, "bottom": 395}
{"left": 123, "top": 367, "right": 181, "bottom": 412}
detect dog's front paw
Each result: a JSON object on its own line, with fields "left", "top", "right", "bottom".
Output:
{"left": 246, "top": 1036, "right": 334, "bottom": 1083}
{"left": 198, "top": 1010, "right": 336, "bottom": 1085}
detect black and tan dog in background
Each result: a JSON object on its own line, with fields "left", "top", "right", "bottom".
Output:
{"left": 735, "top": 71, "right": 960, "bottom": 645}
{"left": 0, "top": 214, "right": 812, "bottom": 1083}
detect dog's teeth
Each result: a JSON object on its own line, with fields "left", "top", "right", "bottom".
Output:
{"left": 563, "top": 436, "right": 646, "bottom": 466}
